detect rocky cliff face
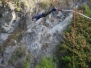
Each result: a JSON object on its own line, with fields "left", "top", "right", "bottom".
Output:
{"left": 0, "top": 0, "right": 87, "bottom": 68}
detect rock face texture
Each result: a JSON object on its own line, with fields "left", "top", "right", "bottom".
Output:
{"left": 0, "top": 0, "right": 88, "bottom": 68}
{"left": 23, "top": 11, "right": 72, "bottom": 57}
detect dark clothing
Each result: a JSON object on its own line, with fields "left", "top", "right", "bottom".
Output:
{"left": 33, "top": 10, "right": 52, "bottom": 20}
{"left": 33, "top": 14, "right": 43, "bottom": 20}
{"left": 32, "top": 8, "right": 57, "bottom": 20}
{"left": 42, "top": 10, "right": 52, "bottom": 17}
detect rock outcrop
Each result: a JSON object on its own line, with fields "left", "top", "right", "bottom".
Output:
{"left": 0, "top": 0, "right": 87, "bottom": 68}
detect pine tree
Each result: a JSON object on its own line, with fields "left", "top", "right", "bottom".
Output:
{"left": 58, "top": 5, "right": 91, "bottom": 68}
{"left": 35, "top": 56, "right": 56, "bottom": 68}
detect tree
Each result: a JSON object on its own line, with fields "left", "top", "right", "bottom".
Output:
{"left": 57, "top": 5, "right": 91, "bottom": 68}
{"left": 35, "top": 56, "right": 56, "bottom": 68}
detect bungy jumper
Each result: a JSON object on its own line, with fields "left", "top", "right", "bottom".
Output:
{"left": 32, "top": 7, "right": 62, "bottom": 21}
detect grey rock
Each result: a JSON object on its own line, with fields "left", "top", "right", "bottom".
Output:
{"left": 0, "top": 0, "right": 85, "bottom": 68}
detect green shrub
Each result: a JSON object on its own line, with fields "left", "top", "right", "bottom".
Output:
{"left": 57, "top": 5, "right": 91, "bottom": 68}
{"left": 35, "top": 56, "right": 56, "bottom": 68}
{"left": 23, "top": 54, "right": 31, "bottom": 68}
{"left": 9, "top": 47, "right": 25, "bottom": 62}
{"left": 84, "top": 4, "right": 91, "bottom": 17}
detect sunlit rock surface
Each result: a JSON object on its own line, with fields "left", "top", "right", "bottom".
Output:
{"left": 22, "top": 11, "right": 72, "bottom": 58}
{"left": 0, "top": 0, "right": 87, "bottom": 68}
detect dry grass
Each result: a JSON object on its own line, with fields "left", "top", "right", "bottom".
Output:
{"left": 0, "top": 0, "right": 34, "bottom": 11}
{"left": 0, "top": 20, "right": 26, "bottom": 54}
{"left": 37, "top": 0, "right": 72, "bottom": 9}
{"left": 0, "top": 28, "right": 24, "bottom": 54}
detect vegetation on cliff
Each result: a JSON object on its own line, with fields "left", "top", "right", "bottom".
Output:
{"left": 57, "top": 4, "right": 91, "bottom": 68}
{"left": 35, "top": 56, "right": 56, "bottom": 68}
{"left": 0, "top": 0, "right": 34, "bottom": 11}
{"left": 0, "top": 0, "right": 91, "bottom": 68}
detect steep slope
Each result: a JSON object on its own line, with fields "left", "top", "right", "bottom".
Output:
{"left": 0, "top": 0, "right": 87, "bottom": 68}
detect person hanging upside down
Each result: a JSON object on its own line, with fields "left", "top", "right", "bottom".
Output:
{"left": 32, "top": 7, "right": 62, "bottom": 21}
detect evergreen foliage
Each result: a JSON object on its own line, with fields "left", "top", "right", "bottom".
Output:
{"left": 23, "top": 54, "right": 31, "bottom": 68}
{"left": 35, "top": 56, "right": 56, "bottom": 68}
{"left": 84, "top": 5, "right": 91, "bottom": 17}
{"left": 58, "top": 5, "right": 91, "bottom": 68}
